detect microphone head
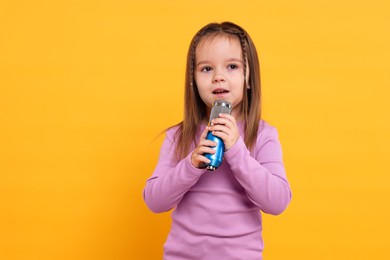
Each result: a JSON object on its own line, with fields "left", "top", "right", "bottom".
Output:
{"left": 209, "top": 100, "right": 232, "bottom": 124}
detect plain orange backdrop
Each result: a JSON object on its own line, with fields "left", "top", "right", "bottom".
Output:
{"left": 1, "top": 1, "right": 389, "bottom": 259}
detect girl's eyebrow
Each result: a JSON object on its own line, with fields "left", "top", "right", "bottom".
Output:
{"left": 196, "top": 60, "right": 210, "bottom": 66}
{"left": 226, "top": 58, "right": 244, "bottom": 64}
{"left": 196, "top": 58, "right": 243, "bottom": 66}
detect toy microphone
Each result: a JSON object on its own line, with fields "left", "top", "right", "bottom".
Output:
{"left": 204, "top": 100, "right": 232, "bottom": 171}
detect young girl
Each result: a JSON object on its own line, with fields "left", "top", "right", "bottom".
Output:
{"left": 143, "top": 22, "right": 292, "bottom": 259}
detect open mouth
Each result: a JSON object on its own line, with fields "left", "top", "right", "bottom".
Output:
{"left": 212, "top": 88, "right": 229, "bottom": 94}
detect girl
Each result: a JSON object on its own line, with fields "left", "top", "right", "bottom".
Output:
{"left": 143, "top": 22, "right": 292, "bottom": 259}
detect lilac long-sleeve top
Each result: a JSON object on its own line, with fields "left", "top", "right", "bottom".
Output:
{"left": 143, "top": 120, "right": 291, "bottom": 259}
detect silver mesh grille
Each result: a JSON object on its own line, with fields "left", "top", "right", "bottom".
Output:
{"left": 209, "top": 100, "right": 232, "bottom": 124}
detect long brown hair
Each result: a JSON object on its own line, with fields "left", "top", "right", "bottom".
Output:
{"left": 173, "top": 21, "right": 262, "bottom": 160}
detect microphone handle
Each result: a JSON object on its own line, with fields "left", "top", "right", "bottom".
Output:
{"left": 205, "top": 131, "right": 224, "bottom": 171}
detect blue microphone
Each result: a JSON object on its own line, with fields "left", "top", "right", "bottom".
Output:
{"left": 205, "top": 100, "right": 232, "bottom": 171}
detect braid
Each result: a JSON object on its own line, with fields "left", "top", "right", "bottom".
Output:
{"left": 237, "top": 32, "right": 250, "bottom": 139}
{"left": 189, "top": 33, "right": 202, "bottom": 88}
{"left": 238, "top": 33, "right": 248, "bottom": 88}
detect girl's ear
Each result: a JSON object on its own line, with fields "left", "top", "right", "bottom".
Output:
{"left": 247, "top": 85, "right": 250, "bottom": 89}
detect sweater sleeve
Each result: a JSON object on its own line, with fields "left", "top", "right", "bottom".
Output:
{"left": 224, "top": 124, "right": 292, "bottom": 215}
{"left": 143, "top": 128, "right": 206, "bottom": 213}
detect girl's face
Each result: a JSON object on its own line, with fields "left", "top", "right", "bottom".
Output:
{"left": 194, "top": 35, "right": 247, "bottom": 119}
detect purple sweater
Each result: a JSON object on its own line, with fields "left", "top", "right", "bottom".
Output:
{"left": 143, "top": 120, "right": 291, "bottom": 259}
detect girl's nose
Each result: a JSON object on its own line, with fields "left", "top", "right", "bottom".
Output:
{"left": 212, "top": 72, "right": 225, "bottom": 83}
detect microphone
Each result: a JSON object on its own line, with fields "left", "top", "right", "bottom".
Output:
{"left": 204, "top": 100, "right": 232, "bottom": 171}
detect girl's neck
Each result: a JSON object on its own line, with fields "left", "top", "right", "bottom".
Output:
{"left": 231, "top": 107, "right": 244, "bottom": 122}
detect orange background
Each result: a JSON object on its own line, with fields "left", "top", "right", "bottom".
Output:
{"left": 1, "top": 1, "right": 389, "bottom": 259}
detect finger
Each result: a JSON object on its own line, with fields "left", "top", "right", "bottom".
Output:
{"left": 194, "top": 151, "right": 215, "bottom": 163}
{"left": 194, "top": 152, "right": 211, "bottom": 161}
{"left": 201, "top": 147, "right": 217, "bottom": 155}
{"left": 218, "top": 113, "right": 236, "bottom": 123}
{"left": 211, "top": 117, "right": 233, "bottom": 129}
{"left": 210, "top": 130, "right": 228, "bottom": 140}
{"left": 219, "top": 114, "right": 237, "bottom": 128}
{"left": 198, "top": 155, "right": 211, "bottom": 164}
{"left": 208, "top": 124, "right": 230, "bottom": 134}
{"left": 199, "top": 139, "right": 218, "bottom": 147}
{"left": 192, "top": 154, "right": 211, "bottom": 166}
{"left": 196, "top": 142, "right": 217, "bottom": 153}
{"left": 199, "top": 126, "right": 210, "bottom": 140}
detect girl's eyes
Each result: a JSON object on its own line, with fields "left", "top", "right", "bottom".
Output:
{"left": 228, "top": 64, "right": 238, "bottom": 70}
{"left": 201, "top": 66, "right": 213, "bottom": 72}
{"left": 200, "top": 64, "right": 239, "bottom": 72}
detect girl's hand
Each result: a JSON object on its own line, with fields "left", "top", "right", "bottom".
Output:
{"left": 191, "top": 126, "right": 217, "bottom": 169}
{"left": 208, "top": 113, "right": 239, "bottom": 151}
